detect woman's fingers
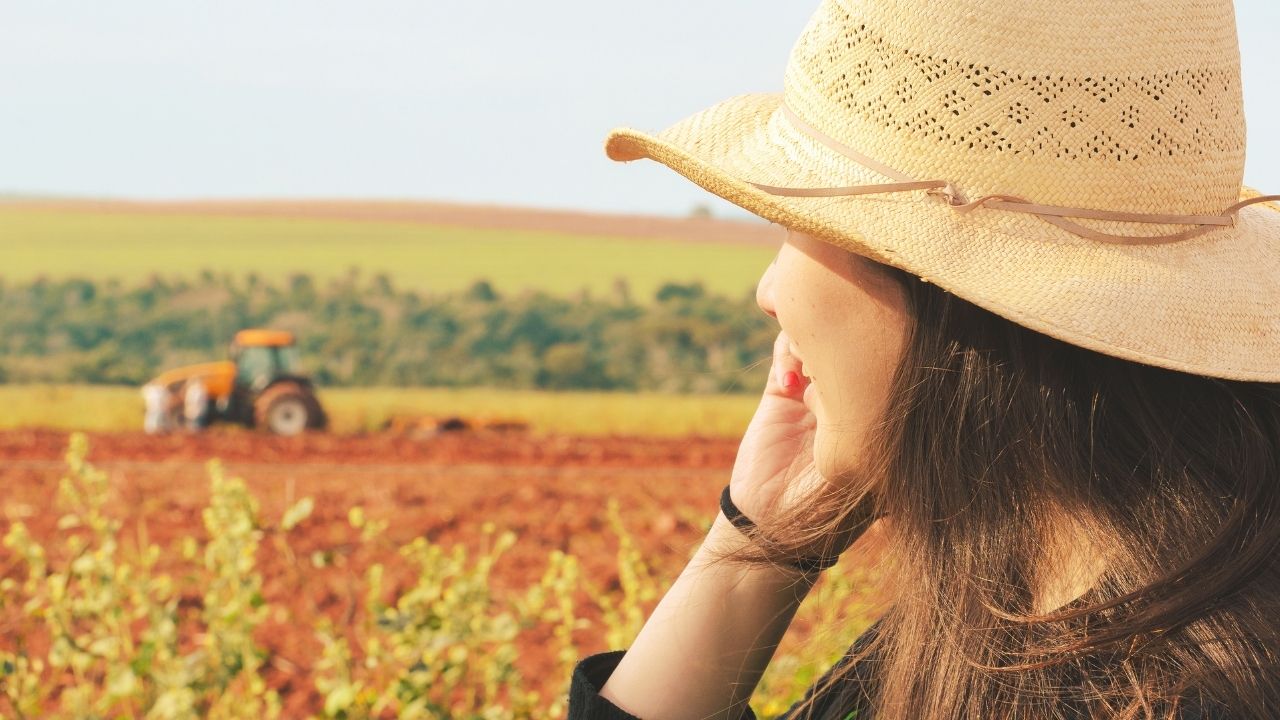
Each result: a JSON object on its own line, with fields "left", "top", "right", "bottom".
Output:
{"left": 769, "top": 330, "right": 809, "bottom": 397}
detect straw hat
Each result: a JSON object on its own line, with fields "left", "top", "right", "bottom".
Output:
{"left": 605, "top": 0, "right": 1280, "bottom": 382}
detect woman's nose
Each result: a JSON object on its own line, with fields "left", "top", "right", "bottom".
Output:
{"left": 755, "top": 261, "right": 778, "bottom": 319}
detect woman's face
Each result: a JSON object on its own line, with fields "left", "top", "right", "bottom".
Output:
{"left": 755, "top": 230, "right": 912, "bottom": 482}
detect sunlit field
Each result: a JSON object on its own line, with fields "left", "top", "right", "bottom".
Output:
{"left": 0, "top": 434, "right": 881, "bottom": 718}
{"left": 0, "top": 384, "right": 760, "bottom": 437}
{"left": 1, "top": 207, "right": 775, "bottom": 301}
{"left": 0, "top": 204, "right": 789, "bottom": 717}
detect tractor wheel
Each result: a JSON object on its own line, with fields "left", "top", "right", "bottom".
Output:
{"left": 254, "top": 382, "right": 324, "bottom": 436}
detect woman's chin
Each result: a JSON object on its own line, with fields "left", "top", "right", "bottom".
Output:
{"left": 813, "top": 426, "right": 868, "bottom": 488}
{"left": 812, "top": 429, "right": 840, "bottom": 482}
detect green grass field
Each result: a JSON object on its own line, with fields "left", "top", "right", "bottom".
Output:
{"left": 2, "top": 207, "right": 774, "bottom": 300}
{"left": 0, "top": 384, "right": 760, "bottom": 437}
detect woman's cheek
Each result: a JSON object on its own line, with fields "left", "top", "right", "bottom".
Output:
{"left": 814, "top": 424, "right": 860, "bottom": 485}
{"left": 812, "top": 365, "right": 881, "bottom": 483}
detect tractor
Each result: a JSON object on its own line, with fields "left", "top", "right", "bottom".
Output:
{"left": 145, "top": 329, "right": 327, "bottom": 435}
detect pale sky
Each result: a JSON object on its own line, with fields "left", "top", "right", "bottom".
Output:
{"left": 1, "top": 1, "right": 1277, "bottom": 218}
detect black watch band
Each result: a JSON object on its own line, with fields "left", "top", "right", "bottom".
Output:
{"left": 719, "top": 485, "right": 839, "bottom": 574}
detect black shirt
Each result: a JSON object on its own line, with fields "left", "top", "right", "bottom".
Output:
{"left": 566, "top": 620, "right": 1231, "bottom": 719}
{"left": 567, "top": 623, "right": 881, "bottom": 720}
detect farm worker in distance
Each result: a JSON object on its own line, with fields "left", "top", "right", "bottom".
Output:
{"left": 182, "top": 378, "right": 208, "bottom": 432}
{"left": 141, "top": 382, "right": 171, "bottom": 434}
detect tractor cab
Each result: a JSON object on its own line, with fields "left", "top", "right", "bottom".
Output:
{"left": 224, "top": 329, "right": 326, "bottom": 434}
{"left": 230, "top": 329, "right": 301, "bottom": 392}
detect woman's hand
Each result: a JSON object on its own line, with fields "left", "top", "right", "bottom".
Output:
{"left": 597, "top": 331, "right": 865, "bottom": 719}
{"left": 598, "top": 333, "right": 829, "bottom": 717}
{"left": 729, "top": 330, "right": 821, "bottom": 521}
{"left": 727, "top": 330, "right": 873, "bottom": 562}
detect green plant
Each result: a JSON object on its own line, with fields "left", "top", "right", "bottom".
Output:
{"left": 0, "top": 434, "right": 281, "bottom": 719}
{"left": 0, "top": 435, "right": 880, "bottom": 719}
{"left": 597, "top": 499, "right": 661, "bottom": 650}
{"left": 313, "top": 523, "right": 530, "bottom": 719}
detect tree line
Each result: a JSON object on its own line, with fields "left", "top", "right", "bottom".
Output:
{"left": 0, "top": 272, "right": 777, "bottom": 393}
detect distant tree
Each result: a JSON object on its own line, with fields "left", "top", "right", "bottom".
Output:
{"left": 539, "top": 341, "right": 608, "bottom": 389}
{"left": 372, "top": 272, "right": 395, "bottom": 298}
{"left": 610, "top": 277, "right": 632, "bottom": 306}
{"left": 465, "top": 279, "right": 499, "bottom": 303}
{"left": 654, "top": 281, "right": 706, "bottom": 303}
{"left": 288, "top": 273, "right": 317, "bottom": 307}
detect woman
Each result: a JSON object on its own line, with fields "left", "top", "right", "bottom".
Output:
{"left": 569, "top": 0, "right": 1280, "bottom": 717}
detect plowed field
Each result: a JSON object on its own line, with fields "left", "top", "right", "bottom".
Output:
{"left": 0, "top": 429, "right": 748, "bottom": 715}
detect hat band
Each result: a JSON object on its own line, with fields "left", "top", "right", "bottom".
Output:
{"left": 750, "top": 105, "right": 1280, "bottom": 245}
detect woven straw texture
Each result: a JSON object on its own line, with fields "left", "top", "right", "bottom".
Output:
{"left": 606, "top": 0, "right": 1280, "bottom": 382}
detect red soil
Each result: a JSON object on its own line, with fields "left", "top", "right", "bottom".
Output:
{"left": 0, "top": 427, "right": 740, "bottom": 467}
{"left": 0, "top": 429, "right": 746, "bottom": 716}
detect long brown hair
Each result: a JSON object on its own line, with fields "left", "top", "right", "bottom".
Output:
{"left": 730, "top": 260, "right": 1280, "bottom": 719}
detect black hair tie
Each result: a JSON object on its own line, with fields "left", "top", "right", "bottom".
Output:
{"left": 718, "top": 485, "right": 839, "bottom": 574}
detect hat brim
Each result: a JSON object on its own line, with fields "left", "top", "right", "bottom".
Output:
{"left": 605, "top": 93, "right": 1280, "bottom": 382}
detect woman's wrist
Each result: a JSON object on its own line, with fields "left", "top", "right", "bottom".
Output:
{"left": 720, "top": 484, "right": 845, "bottom": 574}
{"left": 599, "top": 509, "right": 819, "bottom": 719}
{"left": 697, "top": 510, "right": 825, "bottom": 590}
